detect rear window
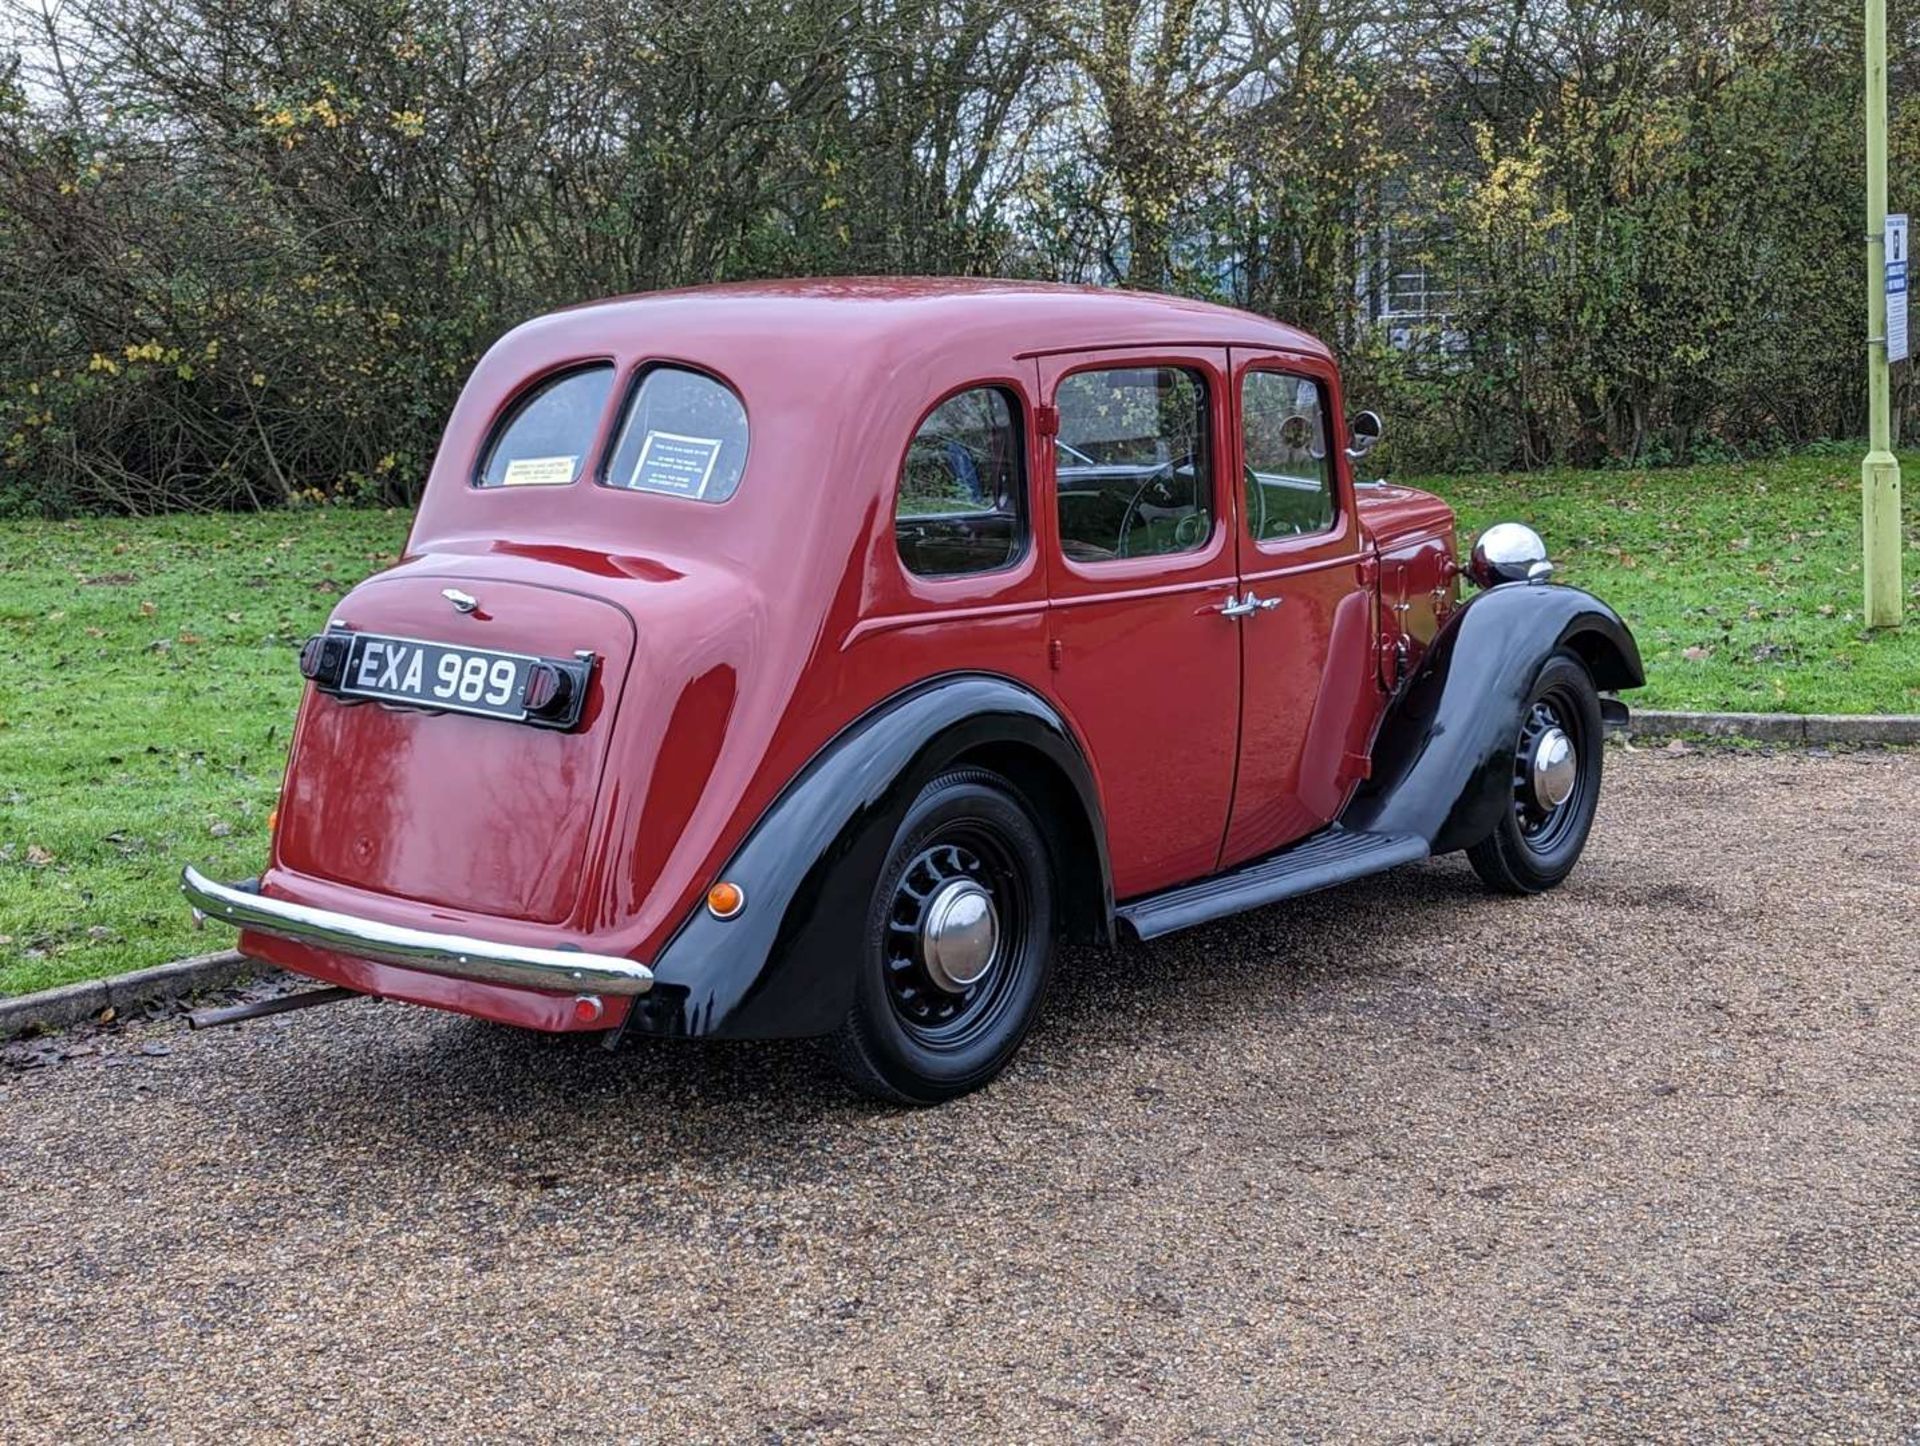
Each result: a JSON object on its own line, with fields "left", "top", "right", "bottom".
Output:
{"left": 475, "top": 365, "right": 613, "bottom": 488}
{"left": 603, "top": 367, "right": 750, "bottom": 503}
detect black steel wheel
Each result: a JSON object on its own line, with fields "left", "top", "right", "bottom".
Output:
{"left": 1467, "top": 649, "right": 1604, "bottom": 895}
{"left": 832, "top": 768, "right": 1055, "bottom": 1104}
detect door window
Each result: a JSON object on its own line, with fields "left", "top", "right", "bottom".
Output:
{"left": 1054, "top": 366, "right": 1212, "bottom": 563}
{"left": 1242, "top": 370, "right": 1335, "bottom": 540}
{"left": 895, "top": 386, "right": 1026, "bottom": 577}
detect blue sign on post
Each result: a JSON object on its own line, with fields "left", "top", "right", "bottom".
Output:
{"left": 1887, "top": 214, "right": 1909, "bottom": 363}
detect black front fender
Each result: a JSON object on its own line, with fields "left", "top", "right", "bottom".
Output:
{"left": 1339, "top": 583, "right": 1643, "bottom": 855}
{"left": 620, "top": 674, "right": 1110, "bottom": 1041}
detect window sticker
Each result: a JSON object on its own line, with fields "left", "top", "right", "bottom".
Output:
{"left": 500, "top": 455, "right": 578, "bottom": 487}
{"left": 626, "top": 431, "right": 724, "bottom": 498}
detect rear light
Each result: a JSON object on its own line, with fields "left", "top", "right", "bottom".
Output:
{"left": 572, "top": 994, "right": 605, "bottom": 1025}
{"left": 298, "top": 632, "right": 350, "bottom": 685}
{"left": 523, "top": 662, "right": 572, "bottom": 716}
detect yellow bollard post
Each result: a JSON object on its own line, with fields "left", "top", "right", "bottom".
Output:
{"left": 1864, "top": 0, "right": 1905, "bottom": 627}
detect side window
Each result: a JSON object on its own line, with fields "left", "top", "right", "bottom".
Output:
{"left": 603, "top": 366, "right": 750, "bottom": 502}
{"left": 475, "top": 365, "right": 613, "bottom": 487}
{"left": 1242, "top": 370, "right": 1335, "bottom": 540}
{"left": 1054, "top": 366, "right": 1211, "bottom": 563}
{"left": 895, "top": 387, "right": 1026, "bottom": 578}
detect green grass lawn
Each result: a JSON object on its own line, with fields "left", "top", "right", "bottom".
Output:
{"left": 2, "top": 451, "right": 1917, "bottom": 996}
{"left": 1, "top": 509, "right": 411, "bottom": 996}
{"left": 1443, "top": 451, "right": 1920, "bottom": 714}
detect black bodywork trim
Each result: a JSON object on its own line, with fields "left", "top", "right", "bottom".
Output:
{"left": 617, "top": 673, "right": 1112, "bottom": 1041}
{"left": 1338, "top": 581, "right": 1643, "bottom": 854}
{"left": 619, "top": 586, "right": 1638, "bottom": 1037}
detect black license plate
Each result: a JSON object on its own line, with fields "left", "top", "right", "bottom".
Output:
{"left": 324, "top": 631, "right": 591, "bottom": 729}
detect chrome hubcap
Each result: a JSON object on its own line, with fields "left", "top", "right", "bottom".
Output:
{"left": 920, "top": 879, "right": 999, "bottom": 993}
{"left": 1531, "top": 726, "right": 1577, "bottom": 811}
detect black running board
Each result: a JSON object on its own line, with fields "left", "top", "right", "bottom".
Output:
{"left": 1116, "top": 829, "right": 1430, "bottom": 941}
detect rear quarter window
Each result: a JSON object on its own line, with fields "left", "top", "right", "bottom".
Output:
{"left": 895, "top": 386, "right": 1027, "bottom": 578}
{"left": 475, "top": 365, "right": 614, "bottom": 488}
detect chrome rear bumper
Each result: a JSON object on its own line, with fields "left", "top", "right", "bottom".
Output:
{"left": 180, "top": 866, "right": 655, "bottom": 996}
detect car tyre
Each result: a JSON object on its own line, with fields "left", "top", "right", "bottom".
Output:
{"left": 1467, "top": 649, "right": 1604, "bottom": 895}
{"left": 831, "top": 768, "right": 1056, "bottom": 1105}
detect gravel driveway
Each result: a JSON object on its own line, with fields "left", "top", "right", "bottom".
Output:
{"left": 2, "top": 747, "right": 1915, "bottom": 1443}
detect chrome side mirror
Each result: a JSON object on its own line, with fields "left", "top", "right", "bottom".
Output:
{"left": 1345, "top": 410, "right": 1384, "bottom": 459}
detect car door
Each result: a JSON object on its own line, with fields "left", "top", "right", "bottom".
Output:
{"left": 1220, "top": 350, "right": 1381, "bottom": 868}
{"left": 1039, "top": 348, "right": 1243, "bottom": 898}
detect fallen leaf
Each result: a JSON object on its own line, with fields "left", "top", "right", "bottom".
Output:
{"left": 138, "top": 599, "right": 156, "bottom": 617}
{"left": 178, "top": 631, "right": 203, "bottom": 645}
{"left": 24, "top": 844, "right": 54, "bottom": 866}
{"left": 208, "top": 821, "right": 232, "bottom": 838}
{"left": 84, "top": 626, "right": 105, "bottom": 638}
{"left": 1682, "top": 646, "right": 1711, "bottom": 661}
{"left": 1664, "top": 739, "right": 1692, "bottom": 755}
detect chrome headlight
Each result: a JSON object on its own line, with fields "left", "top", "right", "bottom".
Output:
{"left": 1468, "top": 522, "right": 1554, "bottom": 588}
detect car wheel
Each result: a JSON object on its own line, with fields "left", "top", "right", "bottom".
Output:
{"left": 1467, "top": 649, "right": 1605, "bottom": 895}
{"left": 831, "top": 768, "right": 1056, "bottom": 1105}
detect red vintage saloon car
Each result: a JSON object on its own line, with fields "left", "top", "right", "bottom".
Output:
{"left": 184, "top": 279, "right": 1642, "bottom": 1102}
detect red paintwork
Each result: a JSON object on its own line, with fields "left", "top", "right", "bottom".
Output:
{"left": 1036, "top": 346, "right": 1242, "bottom": 896}
{"left": 253, "top": 935, "right": 632, "bottom": 1032}
{"left": 1223, "top": 345, "right": 1373, "bottom": 866}
{"left": 247, "top": 278, "right": 1459, "bottom": 1028}
{"left": 1354, "top": 481, "right": 1461, "bottom": 684}
{"left": 278, "top": 577, "right": 635, "bottom": 923}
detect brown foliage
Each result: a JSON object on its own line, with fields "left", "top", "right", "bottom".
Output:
{"left": 0, "top": 0, "right": 1903, "bottom": 511}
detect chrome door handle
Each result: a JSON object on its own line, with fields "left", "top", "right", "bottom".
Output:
{"left": 1219, "top": 592, "right": 1280, "bottom": 618}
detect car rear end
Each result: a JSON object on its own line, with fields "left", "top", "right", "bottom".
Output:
{"left": 184, "top": 551, "right": 660, "bottom": 1031}
{"left": 182, "top": 295, "right": 860, "bottom": 1034}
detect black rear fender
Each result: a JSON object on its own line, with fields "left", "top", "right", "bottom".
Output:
{"left": 623, "top": 674, "right": 1110, "bottom": 1041}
